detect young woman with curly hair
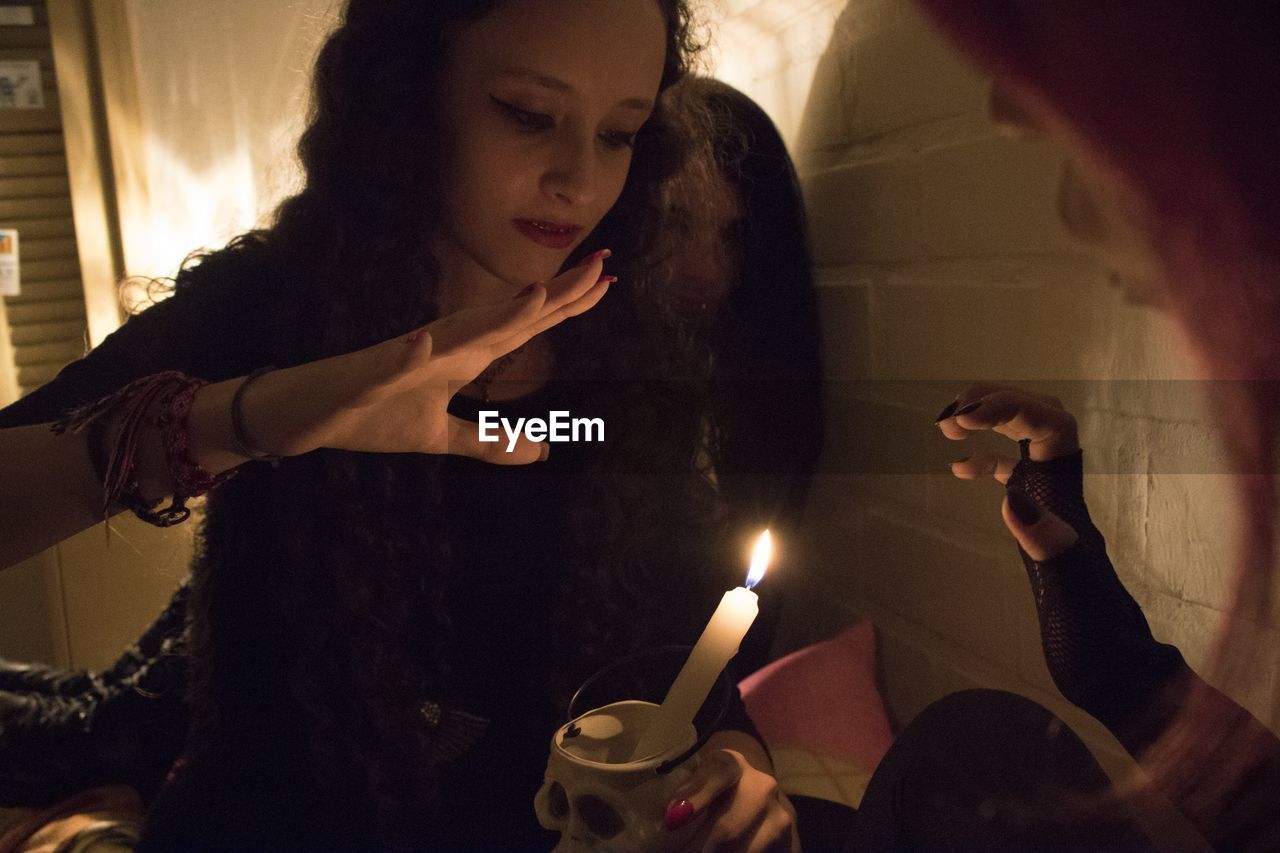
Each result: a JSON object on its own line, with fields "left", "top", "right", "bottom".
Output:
{"left": 0, "top": 2, "right": 802, "bottom": 849}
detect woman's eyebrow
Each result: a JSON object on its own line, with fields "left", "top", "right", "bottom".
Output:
{"left": 496, "top": 67, "right": 654, "bottom": 113}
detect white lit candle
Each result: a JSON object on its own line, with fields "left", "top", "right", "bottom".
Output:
{"left": 630, "top": 530, "right": 773, "bottom": 761}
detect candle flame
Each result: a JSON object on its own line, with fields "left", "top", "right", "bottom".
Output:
{"left": 745, "top": 530, "right": 772, "bottom": 589}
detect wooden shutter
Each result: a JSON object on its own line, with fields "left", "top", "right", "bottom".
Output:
{"left": 0, "top": 0, "right": 87, "bottom": 398}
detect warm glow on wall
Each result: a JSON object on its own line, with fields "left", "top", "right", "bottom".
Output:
{"left": 120, "top": 138, "right": 301, "bottom": 286}
{"left": 109, "top": 0, "right": 335, "bottom": 289}
{"left": 702, "top": 0, "right": 845, "bottom": 146}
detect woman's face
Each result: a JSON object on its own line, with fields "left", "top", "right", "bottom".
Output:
{"left": 432, "top": 0, "right": 667, "bottom": 290}
{"left": 990, "top": 84, "right": 1165, "bottom": 307}
{"left": 655, "top": 167, "right": 743, "bottom": 318}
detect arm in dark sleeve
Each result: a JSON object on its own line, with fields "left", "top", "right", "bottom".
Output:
{"left": 1008, "top": 451, "right": 1188, "bottom": 751}
{"left": 1008, "top": 452, "right": 1280, "bottom": 848}
{"left": 0, "top": 254, "right": 270, "bottom": 428}
{"left": 0, "top": 581, "right": 191, "bottom": 805}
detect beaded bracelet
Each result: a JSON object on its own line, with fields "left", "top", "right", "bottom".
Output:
{"left": 53, "top": 371, "right": 236, "bottom": 527}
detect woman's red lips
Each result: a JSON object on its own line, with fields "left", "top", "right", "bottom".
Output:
{"left": 513, "top": 219, "right": 582, "bottom": 250}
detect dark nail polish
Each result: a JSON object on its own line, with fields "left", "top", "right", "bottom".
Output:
{"left": 951, "top": 455, "right": 971, "bottom": 465}
{"left": 664, "top": 799, "right": 695, "bottom": 831}
{"left": 934, "top": 399, "right": 959, "bottom": 422}
{"left": 955, "top": 400, "right": 983, "bottom": 418}
{"left": 1007, "top": 488, "right": 1043, "bottom": 525}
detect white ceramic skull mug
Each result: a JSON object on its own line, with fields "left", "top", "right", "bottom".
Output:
{"left": 535, "top": 700, "right": 705, "bottom": 852}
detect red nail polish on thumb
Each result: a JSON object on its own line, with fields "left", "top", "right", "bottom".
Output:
{"left": 664, "top": 799, "right": 695, "bottom": 831}
{"left": 515, "top": 281, "right": 543, "bottom": 299}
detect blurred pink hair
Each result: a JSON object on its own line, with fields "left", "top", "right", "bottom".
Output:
{"left": 917, "top": 0, "right": 1280, "bottom": 840}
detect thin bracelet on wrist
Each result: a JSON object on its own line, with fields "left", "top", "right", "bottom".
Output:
{"left": 231, "top": 367, "right": 282, "bottom": 463}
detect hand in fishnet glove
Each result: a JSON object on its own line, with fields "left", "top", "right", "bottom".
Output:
{"left": 936, "top": 384, "right": 1185, "bottom": 746}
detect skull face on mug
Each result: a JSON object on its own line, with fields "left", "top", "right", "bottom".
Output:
{"left": 534, "top": 701, "right": 703, "bottom": 852}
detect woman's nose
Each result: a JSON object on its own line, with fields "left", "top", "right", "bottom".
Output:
{"left": 988, "top": 82, "right": 1043, "bottom": 139}
{"left": 543, "top": 133, "right": 596, "bottom": 207}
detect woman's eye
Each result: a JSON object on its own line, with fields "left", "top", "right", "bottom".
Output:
{"left": 599, "top": 130, "right": 637, "bottom": 151}
{"left": 492, "top": 97, "right": 553, "bottom": 131}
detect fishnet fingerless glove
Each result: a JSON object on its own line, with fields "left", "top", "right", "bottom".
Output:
{"left": 1007, "top": 446, "right": 1188, "bottom": 752}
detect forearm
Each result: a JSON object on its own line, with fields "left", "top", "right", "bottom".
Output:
{"left": 0, "top": 424, "right": 110, "bottom": 568}
{"left": 1007, "top": 451, "right": 1187, "bottom": 747}
{"left": 0, "top": 376, "right": 254, "bottom": 571}
{"left": 1007, "top": 453, "right": 1280, "bottom": 846}
{"left": 1019, "top": 536, "right": 1190, "bottom": 753}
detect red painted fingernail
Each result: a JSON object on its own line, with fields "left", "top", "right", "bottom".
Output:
{"left": 664, "top": 799, "right": 695, "bottom": 830}
{"left": 577, "top": 248, "right": 612, "bottom": 266}
{"left": 405, "top": 329, "right": 422, "bottom": 344}
{"left": 515, "top": 281, "right": 543, "bottom": 299}
{"left": 597, "top": 275, "right": 618, "bottom": 285}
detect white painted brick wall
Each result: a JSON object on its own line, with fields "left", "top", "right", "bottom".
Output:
{"left": 705, "top": 0, "right": 1279, "bottom": 743}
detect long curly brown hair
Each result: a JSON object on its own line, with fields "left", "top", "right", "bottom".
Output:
{"left": 138, "top": 1, "right": 735, "bottom": 846}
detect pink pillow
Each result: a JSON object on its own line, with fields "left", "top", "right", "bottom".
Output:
{"left": 738, "top": 622, "right": 893, "bottom": 773}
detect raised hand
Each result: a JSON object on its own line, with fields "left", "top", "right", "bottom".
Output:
{"left": 212, "top": 253, "right": 612, "bottom": 467}
{"left": 1, "top": 255, "right": 612, "bottom": 569}
{"left": 935, "top": 383, "right": 1080, "bottom": 559}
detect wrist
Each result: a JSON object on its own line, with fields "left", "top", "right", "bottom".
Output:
{"left": 103, "top": 408, "right": 169, "bottom": 500}
{"left": 231, "top": 367, "right": 286, "bottom": 463}
{"left": 186, "top": 378, "right": 255, "bottom": 474}
{"left": 202, "top": 364, "right": 337, "bottom": 462}
{"left": 61, "top": 372, "right": 229, "bottom": 526}
{"left": 703, "top": 730, "right": 774, "bottom": 777}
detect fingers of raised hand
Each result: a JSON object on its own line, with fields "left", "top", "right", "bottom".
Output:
{"left": 426, "top": 287, "right": 548, "bottom": 358}
{"left": 936, "top": 388, "right": 1078, "bottom": 460}
{"left": 953, "top": 382, "right": 1065, "bottom": 410}
{"left": 948, "top": 450, "right": 1018, "bottom": 485}
{"left": 494, "top": 278, "right": 611, "bottom": 354}
{"left": 540, "top": 249, "right": 612, "bottom": 315}
{"left": 444, "top": 414, "right": 547, "bottom": 466}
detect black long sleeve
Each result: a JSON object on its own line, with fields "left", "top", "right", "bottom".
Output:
{"left": 0, "top": 252, "right": 273, "bottom": 430}
{"left": 0, "top": 581, "right": 191, "bottom": 806}
{"left": 1007, "top": 450, "right": 1188, "bottom": 752}
{"left": 1008, "top": 451, "right": 1280, "bottom": 850}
